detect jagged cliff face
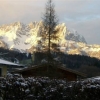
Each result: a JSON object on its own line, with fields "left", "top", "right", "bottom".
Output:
{"left": 0, "top": 21, "right": 100, "bottom": 59}
{"left": 0, "top": 21, "right": 43, "bottom": 51}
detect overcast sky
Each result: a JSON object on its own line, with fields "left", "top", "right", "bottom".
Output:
{"left": 0, "top": 0, "right": 100, "bottom": 44}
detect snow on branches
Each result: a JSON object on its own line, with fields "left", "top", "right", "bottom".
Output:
{"left": 0, "top": 74, "right": 100, "bottom": 100}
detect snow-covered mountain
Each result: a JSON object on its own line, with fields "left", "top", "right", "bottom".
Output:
{"left": 0, "top": 21, "right": 100, "bottom": 59}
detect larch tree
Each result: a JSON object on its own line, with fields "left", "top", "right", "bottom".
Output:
{"left": 42, "top": 0, "right": 59, "bottom": 63}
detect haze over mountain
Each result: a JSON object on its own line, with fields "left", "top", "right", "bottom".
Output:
{"left": 0, "top": 21, "right": 100, "bottom": 59}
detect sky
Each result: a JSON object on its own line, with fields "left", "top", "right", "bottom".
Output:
{"left": 0, "top": 0, "right": 100, "bottom": 44}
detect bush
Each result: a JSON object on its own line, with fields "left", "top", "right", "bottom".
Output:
{"left": 0, "top": 74, "right": 100, "bottom": 100}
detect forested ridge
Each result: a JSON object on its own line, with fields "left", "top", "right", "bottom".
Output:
{"left": 33, "top": 52, "right": 100, "bottom": 77}
{"left": 0, "top": 47, "right": 100, "bottom": 77}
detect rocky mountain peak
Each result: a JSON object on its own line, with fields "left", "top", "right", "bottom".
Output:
{"left": 0, "top": 21, "right": 100, "bottom": 59}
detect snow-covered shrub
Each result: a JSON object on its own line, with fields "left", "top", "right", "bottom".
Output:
{"left": 0, "top": 74, "right": 100, "bottom": 100}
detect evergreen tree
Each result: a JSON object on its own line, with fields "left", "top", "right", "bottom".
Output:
{"left": 42, "top": 0, "right": 58, "bottom": 63}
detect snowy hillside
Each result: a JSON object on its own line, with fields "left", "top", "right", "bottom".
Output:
{"left": 0, "top": 21, "right": 100, "bottom": 59}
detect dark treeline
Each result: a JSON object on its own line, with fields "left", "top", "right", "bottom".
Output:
{"left": 33, "top": 51, "right": 100, "bottom": 68}
{"left": 33, "top": 52, "right": 100, "bottom": 77}
{"left": 1, "top": 47, "right": 100, "bottom": 77}
{"left": 2, "top": 47, "right": 100, "bottom": 68}
{"left": 0, "top": 47, "right": 19, "bottom": 57}
{"left": 0, "top": 47, "right": 31, "bottom": 62}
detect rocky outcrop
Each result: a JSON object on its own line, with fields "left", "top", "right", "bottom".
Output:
{"left": 0, "top": 21, "right": 100, "bottom": 59}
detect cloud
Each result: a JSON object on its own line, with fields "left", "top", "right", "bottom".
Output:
{"left": 54, "top": 0, "right": 100, "bottom": 44}
{"left": 66, "top": 17, "right": 100, "bottom": 44}
{"left": 0, "top": 0, "right": 100, "bottom": 44}
{"left": 55, "top": 0, "right": 100, "bottom": 21}
{"left": 0, "top": 0, "right": 46, "bottom": 24}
